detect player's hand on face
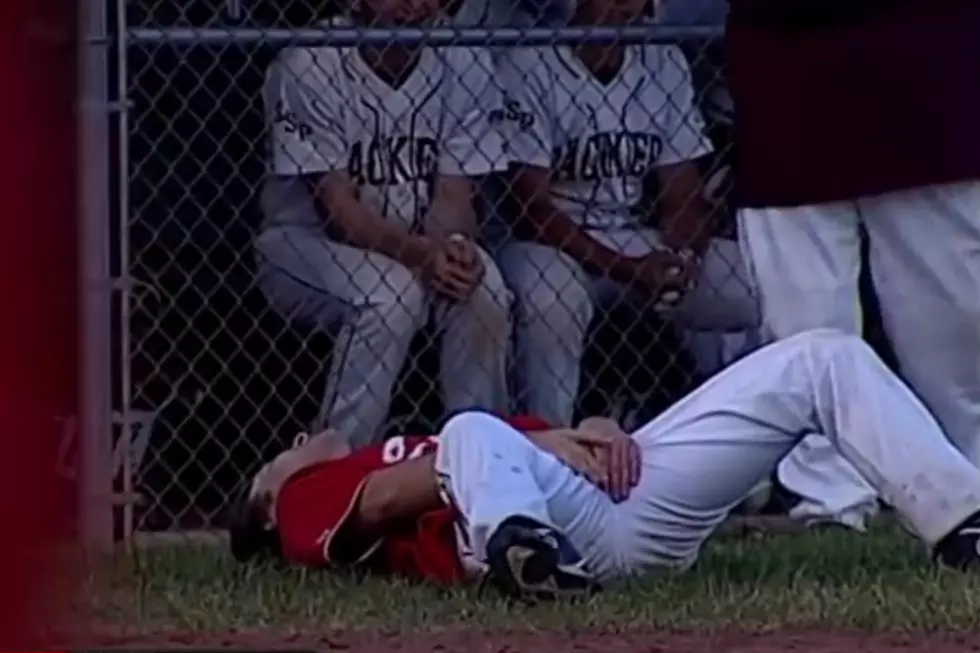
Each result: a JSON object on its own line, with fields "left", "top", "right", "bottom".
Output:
{"left": 571, "top": 420, "right": 642, "bottom": 503}
{"left": 422, "top": 241, "right": 482, "bottom": 301}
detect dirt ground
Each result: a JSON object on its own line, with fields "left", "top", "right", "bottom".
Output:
{"left": 89, "top": 628, "right": 980, "bottom": 653}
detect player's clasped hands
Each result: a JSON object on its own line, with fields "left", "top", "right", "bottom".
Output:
{"left": 628, "top": 249, "right": 699, "bottom": 311}
{"left": 421, "top": 235, "right": 485, "bottom": 301}
{"left": 573, "top": 417, "right": 642, "bottom": 502}
{"left": 534, "top": 419, "right": 642, "bottom": 503}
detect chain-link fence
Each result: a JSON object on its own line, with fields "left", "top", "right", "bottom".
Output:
{"left": 102, "top": 0, "right": 748, "bottom": 540}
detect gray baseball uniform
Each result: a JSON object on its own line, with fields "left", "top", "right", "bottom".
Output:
{"left": 256, "top": 19, "right": 512, "bottom": 447}
{"left": 436, "top": 329, "right": 980, "bottom": 581}
{"left": 496, "top": 44, "right": 759, "bottom": 425}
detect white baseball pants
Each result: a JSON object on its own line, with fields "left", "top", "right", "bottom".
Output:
{"left": 739, "top": 180, "right": 980, "bottom": 529}
{"left": 435, "top": 329, "right": 980, "bottom": 582}
{"left": 255, "top": 226, "right": 512, "bottom": 448}
{"left": 498, "top": 228, "right": 760, "bottom": 425}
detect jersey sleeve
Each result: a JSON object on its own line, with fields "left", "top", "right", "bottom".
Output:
{"left": 504, "top": 414, "right": 552, "bottom": 431}
{"left": 266, "top": 47, "right": 349, "bottom": 176}
{"left": 439, "top": 47, "right": 508, "bottom": 176}
{"left": 656, "top": 45, "right": 714, "bottom": 166}
{"left": 276, "top": 458, "right": 382, "bottom": 568}
{"left": 496, "top": 48, "right": 557, "bottom": 170}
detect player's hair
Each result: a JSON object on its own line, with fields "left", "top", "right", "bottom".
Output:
{"left": 227, "top": 486, "right": 283, "bottom": 564}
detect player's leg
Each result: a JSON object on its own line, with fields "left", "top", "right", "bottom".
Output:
{"left": 863, "top": 180, "right": 980, "bottom": 466}
{"left": 255, "top": 226, "right": 426, "bottom": 447}
{"left": 618, "top": 329, "right": 980, "bottom": 573}
{"left": 736, "top": 204, "right": 863, "bottom": 335}
{"left": 498, "top": 242, "right": 595, "bottom": 424}
{"left": 435, "top": 247, "right": 512, "bottom": 414}
{"left": 737, "top": 203, "right": 880, "bottom": 529}
{"left": 435, "top": 411, "right": 615, "bottom": 597}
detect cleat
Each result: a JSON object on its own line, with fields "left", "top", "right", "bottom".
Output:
{"left": 483, "top": 516, "right": 599, "bottom": 602}
{"left": 935, "top": 512, "right": 980, "bottom": 571}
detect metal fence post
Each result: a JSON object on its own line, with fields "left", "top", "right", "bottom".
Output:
{"left": 79, "top": 0, "right": 116, "bottom": 549}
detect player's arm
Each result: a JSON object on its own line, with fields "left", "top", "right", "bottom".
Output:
{"left": 273, "top": 49, "right": 433, "bottom": 269}
{"left": 351, "top": 430, "right": 580, "bottom": 539}
{"left": 425, "top": 48, "right": 506, "bottom": 239}
{"left": 352, "top": 454, "right": 443, "bottom": 536}
{"left": 347, "top": 420, "right": 639, "bottom": 540}
{"left": 427, "top": 176, "right": 478, "bottom": 240}
{"left": 650, "top": 46, "right": 716, "bottom": 257}
{"left": 501, "top": 50, "right": 638, "bottom": 283}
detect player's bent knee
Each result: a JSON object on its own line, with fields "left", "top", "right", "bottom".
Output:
{"left": 439, "top": 410, "right": 515, "bottom": 445}
{"left": 499, "top": 247, "right": 592, "bottom": 320}
{"left": 788, "top": 328, "right": 873, "bottom": 359}
{"left": 478, "top": 272, "right": 515, "bottom": 318}
{"left": 467, "top": 273, "right": 514, "bottom": 337}
{"left": 518, "top": 280, "right": 594, "bottom": 339}
{"left": 369, "top": 270, "right": 428, "bottom": 328}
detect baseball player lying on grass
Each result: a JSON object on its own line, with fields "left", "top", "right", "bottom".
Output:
{"left": 231, "top": 329, "right": 980, "bottom": 600}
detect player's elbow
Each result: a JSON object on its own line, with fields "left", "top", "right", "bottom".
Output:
{"left": 355, "top": 456, "right": 442, "bottom": 531}
{"left": 355, "top": 475, "right": 396, "bottom": 532}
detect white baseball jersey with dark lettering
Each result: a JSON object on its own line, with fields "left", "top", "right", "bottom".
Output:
{"left": 262, "top": 17, "right": 507, "bottom": 231}
{"left": 498, "top": 44, "right": 712, "bottom": 232}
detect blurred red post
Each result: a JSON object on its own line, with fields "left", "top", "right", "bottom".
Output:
{"left": 0, "top": 0, "right": 81, "bottom": 647}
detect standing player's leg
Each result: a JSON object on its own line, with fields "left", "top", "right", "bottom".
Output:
{"left": 863, "top": 180, "right": 980, "bottom": 466}
{"left": 737, "top": 203, "right": 881, "bottom": 529}
{"left": 435, "top": 247, "right": 512, "bottom": 414}
{"left": 617, "top": 329, "right": 980, "bottom": 573}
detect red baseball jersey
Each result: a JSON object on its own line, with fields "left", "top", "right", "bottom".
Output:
{"left": 275, "top": 414, "right": 551, "bottom": 584}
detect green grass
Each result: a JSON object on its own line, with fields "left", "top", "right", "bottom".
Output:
{"left": 89, "top": 524, "right": 980, "bottom": 636}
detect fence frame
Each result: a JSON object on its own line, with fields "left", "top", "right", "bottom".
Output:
{"left": 79, "top": 0, "right": 117, "bottom": 549}
{"left": 105, "top": 8, "right": 723, "bottom": 544}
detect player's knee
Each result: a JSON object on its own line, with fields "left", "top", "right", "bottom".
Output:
{"left": 791, "top": 328, "right": 871, "bottom": 359}
{"left": 439, "top": 410, "right": 514, "bottom": 448}
{"left": 499, "top": 246, "right": 594, "bottom": 336}
{"left": 516, "top": 276, "right": 593, "bottom": 339}
{"left": 361, "top": 265, "right": 428, "bottom": 333}
{"left": 466, "top": 256, "right": 514, "bottom": 339}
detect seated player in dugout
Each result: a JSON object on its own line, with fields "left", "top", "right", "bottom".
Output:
{"left": 254, "top": 0, "right": 512, "bottom": 450}
{"left": 493, "top": 0, "right": 760, "bottom": 428}
{"left": 231, "top": 330, "right": 980, "bottom": 600}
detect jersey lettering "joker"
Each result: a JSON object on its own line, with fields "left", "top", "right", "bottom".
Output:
{"left": 499, "top": 44, "right": 712, "bottom": 232}
{"left": 263, "top": 17, "right": 507, "bottom": 232}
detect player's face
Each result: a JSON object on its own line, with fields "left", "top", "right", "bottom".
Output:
{"left": 353, "top": 0, "right": 442, "bottom": 26}
{"left": 577, "top": 0, "right": 647, "bottom": 25}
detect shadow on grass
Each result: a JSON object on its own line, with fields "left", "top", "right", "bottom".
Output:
{"left": 89, "top": 524, "right": 980, "bottom": 635}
